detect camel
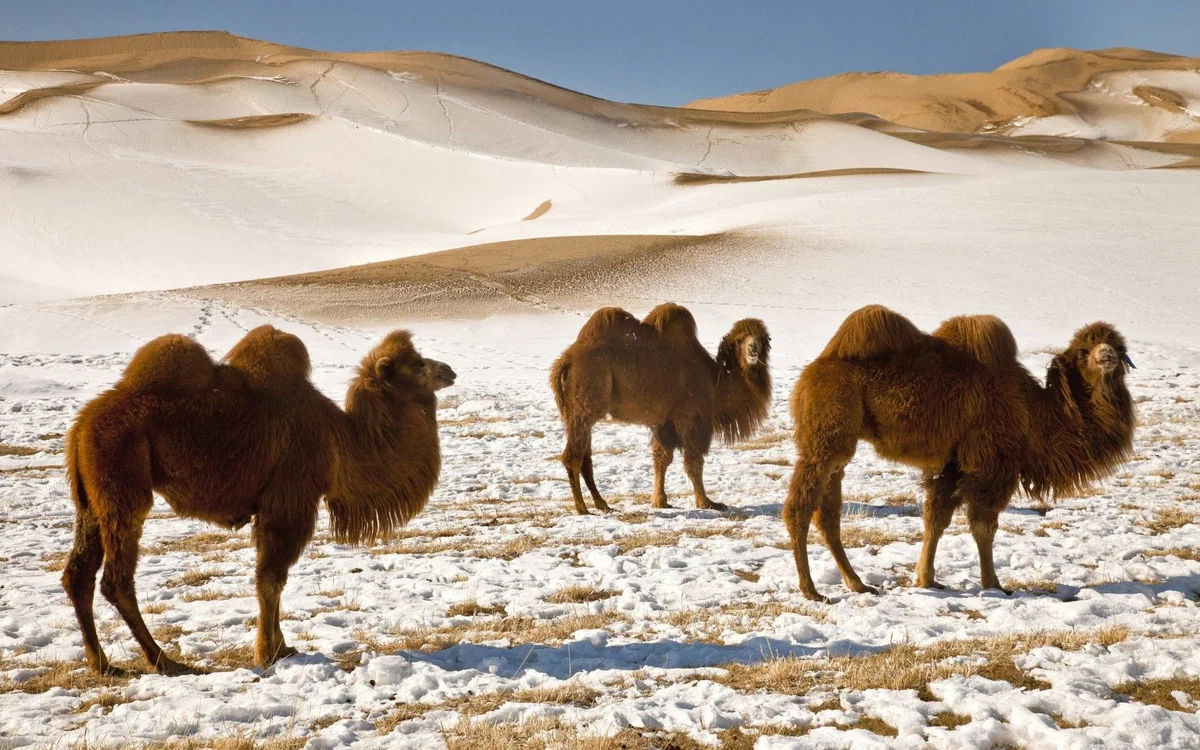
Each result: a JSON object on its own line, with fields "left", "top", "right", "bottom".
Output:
{"left": 62, "top": 325, "right": 455, "bottom": 675}
{"left": 785, "top": 305, "right": 1135, "bottom": 602}
{"left": 551, "top": 303, "right": 771, "bottom": 514}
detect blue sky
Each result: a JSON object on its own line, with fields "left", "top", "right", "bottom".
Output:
{"left": 2, "top": 1, "right": 1198, "bottom": 105}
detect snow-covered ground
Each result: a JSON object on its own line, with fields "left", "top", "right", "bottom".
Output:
{"left": 2, "top": 42, "right": 1200, "bottom": 749}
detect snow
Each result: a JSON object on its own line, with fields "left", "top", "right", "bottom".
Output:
{"left": 1, "top": 55, "right": 1199, "bottom": 749}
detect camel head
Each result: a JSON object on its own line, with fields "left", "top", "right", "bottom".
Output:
{"left": 363, "top": 331, "right": 457, "bottom": 396}
{"left": 1062, "top": 322, "right": 1133, "bottom": 389}
{"left": 719, "top": 318, "right": 772, "bottom": 373}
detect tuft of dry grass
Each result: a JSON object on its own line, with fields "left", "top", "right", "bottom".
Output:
{"left": 545, "top": 584, "right": 618, "bottom": 604}
{"left": 133, "top": 735, "right": 307, "bottom": 750}
{"left": 0, "top": 659, "right": 144, "bottom": 694}
{"left": 837, "top": 525, "right": 922, "bottom": 549}
{"left": 1003, "top": 578, "right": 1060, "bottom": 594}
{"left": 375, "top": 683, "right": 601, "bottom": 735}
{"left": 718, "top": 627, "right": 1129, "bottom": 698}
{"left": 1141, "top": 506, "right": 1197, "bottom": 535}
{"left": 734, "top": 569, "right": 761, "bottom": 584}
{"left": 166, "top": 566, "right": 225, "bottom": 588}
{"left": 1144, "top": 547, "right": 1200, "bottom": 562}
{"left": 1113, "top": 677, "right": 1200, "bottom": 713}
{"left": 180, "top": 587, "right": 251, "bottom": 603}
{"left": 0, "top": 444, "right": 40, "bottom": 456}
{"left": 73, "top": 689, "right": 134, "bottom": 714}
{"left": 930, "top": 711, "right": 972, "bottom": 729}
{"left": 446, "top": 601, "right": 507, "bottom": 618}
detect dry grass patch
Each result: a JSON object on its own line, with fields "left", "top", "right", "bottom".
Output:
{"left": 180, "top": 587, "right": 251, "bottom": 603}
{"left": 370, "top": 537, "right": 474, "bottom": 556}
{"left": 166, "top": 566, "right": 225, "bottom": 588}
{"left": 731, "top": 431, "right": 790, "bottom": 451}
{"left": 755, "top": 457, "right": 792, "bottom": 466}
{"left": 1003, "top": 578, "right": 1060, "bottom": 594}
{"left": 375, "top": 683, "right": 601, "bottom": 734}
{"left": 718, "top": 627, "right": 1128, "bottom": 697}
{"left": 734, "top": 569, "right": 761, "bottom": 584}
{"left": 0, "top": 659, "right": 144, "bottom": 694}
{"left": 150, "top": 532, "right": 252, "bottom": 556}
{"left": 1141, "top": 506, "right": 1197, "bottom": 534}
{"left": 1113, "top": 677, "right": 1200, "bottom": 713}
{"left": 546, "top": 584, "right": 617, "bottom": 603}
{"left": 426, "top": 716, "right": 709, "bottom": 750}
{"left": 447, "top": 601, "right": 507, "bottom": 617}
{"left": 135, "top": 735, "right": 307, "bottom": 750}
{"left": 930, "top": 712, "right": 972, "bottom": 729}
{"left": 665, "top": 599, "right": 830, "bottom": 640}
{"left": 837, "top": 525, "right": 922, "bottom": 548}
{"left": 0, "top": 444, "right": 39, "bottom": 456}
{"left": 73, "top": 689, "right": 134, "bottom": 714}
{"left": 42, "top": 550, "right": 68, "bottom": 571}
{"left": 143, "top": 601, "right": 168, "bottom": 615}
{"left": 1034, "top": 520, "right": 1068, "bottom": 537}
{"left": 362, "top": 610, "right": 632, "bottom": 653}
{"left": 1144, "top": 547, "right": 1200, "bottom": 562}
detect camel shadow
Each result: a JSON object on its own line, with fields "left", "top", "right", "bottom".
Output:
{"left": 726, "top": 502, "right": 784, "bottom": 518}
{"left": 1085, "top": 573, "right": 1200, "bottom": 600}
{"left": 394, "top": 634, "right": 886, "bottom": 681}
{"left": 843, "top": 501, "right": 921, "bottom": 518}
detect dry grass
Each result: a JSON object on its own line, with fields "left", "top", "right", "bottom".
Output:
{"left": 360, "top": 609, "right": 632, "bottom": 654}
{"left": 180, "top": 587, "right": 252, "bottom": 603}
{"left": 0, "top": 443, "right": 40, "bottom": 456}
{"left": 0, "top": 659, "right": 144, "bottom": 694}
{"left": 150, "top": 532, "right": 252, "bottom": 555}
{"left": 730, "top": 431, "right": 790, "bottom": 451}
{"left": 134, "top": 735, "right": 307, "bottom": 750}
{"left": 1003, "top": 578, "right": 1060, "bottom": 594}
{"left": 166, "top": 566, "right": 225, "bottom": 588}
{"left": 664, "top": 600, "right": 830, "bottom": 641}
{"left": 1141, "top": 506, "right": 1197, "bottom": 534}
{"left": 1144, "top": 547, "right": 1200, "bottom": 562}
{"left": 837, "top": 525, "right": 922, "bottom": 548}
{"left": 733, "top": 569, "right": 761, "bottom": 584}
{"left": 42, "top": 550, "right": 68, "bottom": 571}
{"left": 930, "top": 712, "right": 972, "bottom": 729}
{"left": 446, "top": 601, "right": 507, "bottom": 617}
{"left": 1113, "top": 677, "right": 1200, "bottom": 713}
{"left": 73, "top": 689, "right": 134, "bottom": 714}
{"left": 718, "top": 627, "right": 1129, "bottom": 697}
{"left": 755, "top": 457, "right": 792, "bottom": 467}
{"left": 375, "top": 682, "right": 600, "bottom": 734}
{"left": 545, "top": 584, "right": 618, "bottom": 604}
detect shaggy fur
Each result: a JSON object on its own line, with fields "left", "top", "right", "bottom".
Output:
{"left": 785, "top": 306, "right": 1135, "bottom": 601}
{"left": 62, "top": 326, "right": 454, "bottom": 675}
{"left": 551, "top": 304, "right": 772, "bottom": 514}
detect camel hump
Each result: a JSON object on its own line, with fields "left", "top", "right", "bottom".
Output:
{"left": 818, "top": 305, "right": 925, "bottom": 360}
{"left": 932, "top": 315, "right": 1018, "bottom": 370}
{"left": 575, "top": 307, "right": 641, "bottom": 343}
{"left": 121, "top": 334, "right": 215, "bottom": 391}
{"left": 643, "top": 303, "right": 698, "bottom": 340}
{"left": 223, "top": 325, "right": 312, "bottom": 382}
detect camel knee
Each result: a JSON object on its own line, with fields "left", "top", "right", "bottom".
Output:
{"left": 98, "top": 568, "right": 132, "bottom": 605}
{"left": 62, "top": 558, "right": 100, "bottom": 601}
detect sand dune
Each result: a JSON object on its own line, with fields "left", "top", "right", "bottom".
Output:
{"left": 687, "top": 48, "right": 1200, "bottom": 143}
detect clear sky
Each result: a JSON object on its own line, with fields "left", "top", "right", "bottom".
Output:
{"left": 2, "top": 1, "right": 1198, "bottom": 105}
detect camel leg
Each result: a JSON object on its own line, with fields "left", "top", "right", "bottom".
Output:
{"left": 650, "top": 424, "right": 678, "bottom": 509}
{"left": 62, "top": 508, "right": 114, "bottom": 675}
{"left": 916, "top": 461, "right": 962, "bottom": 589}
{"left": 961, "top": 472, "right": 1016, "bottom": 593}
{"left": 682, "top": 422, "right": 724, "bottom": 511}
{"left": 814, "top": 469, "right": 876, "bottom": 595}
{"left": 784, "top": 462, "right": 826, "bottom": 603}
{"left": 561, "top": 422, "right": 593, "bottom": 515}
{"left": 581, "top": 452, "right": 610, "bottom": 513}
{"left": 99, "top": 508, "right": 193, "bottom": 676}
{"left": 252, "top": 508, "right": 313, "bottom": 668}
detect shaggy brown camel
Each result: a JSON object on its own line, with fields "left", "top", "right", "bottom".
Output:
{"left": 63, "top": 326, "right": 455, "bottom": 675}
{"left": 551, "top": 303, "right": 771, "bottom": 514}
{"left": 785, "top": 305, "right": 1135, "bottom": 602}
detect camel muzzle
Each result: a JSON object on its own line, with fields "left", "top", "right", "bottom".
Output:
{"left": 431, "top": 360, "right": 457, "bottom": 389}
{"left": 1093, "top": 344, "right": 1119, "bottom": 372}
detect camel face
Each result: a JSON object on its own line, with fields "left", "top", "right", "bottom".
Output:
{"left": 425, "top": 359, "right": 458, "bottom": 391}
{"left": 741, "top": 335, "right": 765, "bottom": 367}
{"left": 1068, "top": 322, "right": 1133, "bottom": 386}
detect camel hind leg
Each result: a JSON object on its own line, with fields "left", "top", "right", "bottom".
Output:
{"left": 650, "top": 424, "right": 679, "bottom": 509}
{"left": 580, "top": 453, "right": 610, "bottom": 513}
{"left": 561, "top": 421, "right": 598, "bottom": 515}
{"left": 62, "top": 507, "right": 112, "bottom": 674}
{"left": 681, "top": 420, "right": 724, "bottom": 511}
{"left": 916, "top": 461, "right": 962, "bottom": 589}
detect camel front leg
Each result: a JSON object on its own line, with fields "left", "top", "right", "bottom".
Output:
{"left": 682, "top": 423, "right": 724, "bottom": 511}
{"left": 253, "top": 512, "right": 312, "bottom": 668}
{"left": 961, "top": 472, "right": 1016, "bottom": 594}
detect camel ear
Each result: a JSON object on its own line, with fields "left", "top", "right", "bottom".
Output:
{"left": 375, "top": 357, "right": 393, "bottom": 381}
{"left": 1121, "top": 352, "right": 1136, "bottom": 370}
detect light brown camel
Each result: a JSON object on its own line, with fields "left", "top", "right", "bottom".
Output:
{"left": 785, "top": 305, "right": 1135, "bottom": 601}
{"left": 551, "top": 303, "right": 771, "bottom": 514}
{"left": 62, "top": 325, "right": 455, "bottom": 675}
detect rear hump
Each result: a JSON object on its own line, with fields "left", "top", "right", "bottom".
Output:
{"left": 932, "top": 315, "right": 1018, "bottom": 370}
{"left": 642, "top": 303, "right": 698, "bottom": 341}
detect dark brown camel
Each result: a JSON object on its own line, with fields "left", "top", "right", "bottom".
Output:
{"left": 551, "top": 303, "right": 771, "bottom": 514}
{"left": 785, "top": 305, "right": 1135, "bottom": 601}
{"left": 62, "top": 325, "right": 455, "bottom": 675}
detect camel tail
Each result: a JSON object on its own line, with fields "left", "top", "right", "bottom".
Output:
{"left": 818, "top": 305, "right": 924, "bottom": 360}
{"left": 550, "top": 355, "right": 570, "bottom": 416}
{"left": 65, "top": 423, "right": 90, "bottom": 513}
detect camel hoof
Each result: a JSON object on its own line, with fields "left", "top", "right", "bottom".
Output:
{"left": 594, "top": 502, "right": 612, "bottom": 513}
{"left": 154, "top": 656, "right": 195, "bottom": 677}
{"left": 651, "top": 501, "right": 672, "bottom": 510}
{"left": 852, "top": 584, "right": 879, "bottom": 596}
{"left": 96, "top": 662, "right": 127, "bottom": 678}
{"left": 574, "top": 507, "right": 591, "bottom": 516}
{"left": 276, "top": 644, "right": 299, "bottom": 660}
{"left": 919, "top": 580, "right": 947, "bottom": 591}
{"left": 699, "top": 501, "right": 728, "bottom": 512}
{"left": 801, "top": 591, "right": 831, "bottom": 605}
